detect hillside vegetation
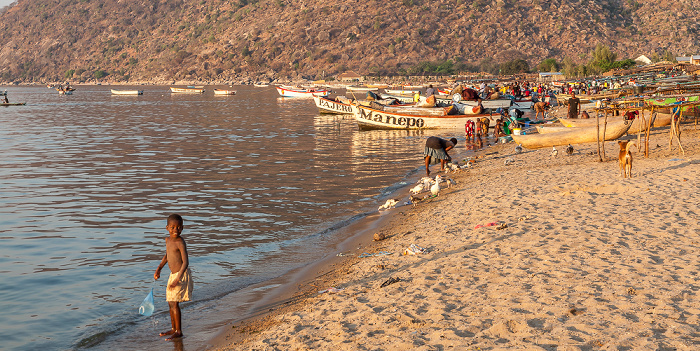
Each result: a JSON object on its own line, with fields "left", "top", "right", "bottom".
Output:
{"left": 0, "top": 0, "right": 698, "bottom": 83}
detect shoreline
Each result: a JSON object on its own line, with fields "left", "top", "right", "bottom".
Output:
{"left": 211, "top": 124, "right": 700, "bottom": 350}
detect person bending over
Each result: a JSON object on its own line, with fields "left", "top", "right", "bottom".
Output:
{"left": 424, "top": 136, "right": 457, "bottom": 177}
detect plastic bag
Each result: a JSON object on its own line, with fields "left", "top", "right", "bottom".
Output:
{"left": 138, "top": 288, "right": 155, "bottom": 316}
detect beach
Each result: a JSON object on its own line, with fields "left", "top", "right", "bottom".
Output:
{"left": 213, "top": 124, "right": 700, "bottom": 350}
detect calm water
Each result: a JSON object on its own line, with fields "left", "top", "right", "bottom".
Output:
{"left": 0, "top": 85, "right": 469, "bottom": 350}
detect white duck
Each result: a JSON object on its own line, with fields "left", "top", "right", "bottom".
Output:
{"left": 410, "top": 183, "right": 424, "bottom": 195}
{"left": 430, "top": 175, "right": 441, "bottom": 196}
{"left": 378, "top": 198, "right": 399, "bottom": 211}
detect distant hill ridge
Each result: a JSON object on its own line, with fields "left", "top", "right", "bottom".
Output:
{"left": 0, "top": 0, "right": 698, "bottom": 83}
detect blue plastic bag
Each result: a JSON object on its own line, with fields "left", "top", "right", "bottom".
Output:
{"left": 138, "top": 288, "right": 155, "bottom": 316}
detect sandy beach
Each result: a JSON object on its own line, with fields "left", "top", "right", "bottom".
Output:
{"left": 213, "top": 122, "right": 700, "bottom": 350}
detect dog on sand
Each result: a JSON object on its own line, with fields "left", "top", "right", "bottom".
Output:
{"left": 618, "top": 140, "right": 635, "bottom": 178}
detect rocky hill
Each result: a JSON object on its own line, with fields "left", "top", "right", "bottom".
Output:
{"left": 0, "top": 0, "right": 698, "bottom": 83}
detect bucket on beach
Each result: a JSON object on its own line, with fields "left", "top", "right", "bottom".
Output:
{"left": 512, "top": 128, "right": 522, "bottom": 135}
{"left": 138, "top": 288, "right": 155, "bottom": 316}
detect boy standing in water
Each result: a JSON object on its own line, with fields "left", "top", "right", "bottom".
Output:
{"left": 154, "top": 214, "right": 193, "bottom": 341}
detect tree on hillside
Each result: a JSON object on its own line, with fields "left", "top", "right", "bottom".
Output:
{"left": 500, "top": 59, "right": 529, "bottom": 75}
{"left": 587, "top": 44, "right": 617, "bottom": 74}
{"left": 538, "top": 58, "right": 559, "bottom": 73}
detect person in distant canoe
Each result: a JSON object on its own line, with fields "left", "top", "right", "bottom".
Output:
{"left": 425, "top": 84, "right": 435, "bottom": 98}
{"left": 2, "top": 95, "right": 8, "bottom": 103}
{"left": 424, "top": 136, "right": 458, "bottom": 177}
{"left": 567, "top": 92, "right": 581, "bottom": 119}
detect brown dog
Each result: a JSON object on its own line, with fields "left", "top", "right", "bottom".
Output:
{"left": 618, "top": 140, "right": 635, "bottom": 178}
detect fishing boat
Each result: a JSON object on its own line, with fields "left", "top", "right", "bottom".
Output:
{"left": 558, "top": 112, "right": 673, "bottom": 133}
{"left": 253, "top": 83, "right": 269, "bottom": 87}
{"left": 434, "top": 95, "right": 512, "bottom": 110}
{"left": 57, "top": 89, "right": 73, "bottom": 95}
{"left": 276, "top": 86, "right": 329, "bottom": 97}
{"left": 313, "top": 96, "right": 354, "bottom": 114}
{"left": 0, "top": 102, "right": 26, "bottom": 106}
{"left": 384, "top": 88, "right": 420, "bottom": 95}
{"left": 512, "top": 118, "right": 633, "bottom": 149}
{"left": 346, "top": 85, "right": 378, "bottom": 92}
{"left": 353, "top": 104, "right": 494, "bottom": 130}
{"left": 170, "top": 87, "right": 205, "bottom": 93}
{"left": 111, "top": 89, "right": 143, "bottom": 95}
{"left": 213, "top": 89, "right": 236, "bottom": 95}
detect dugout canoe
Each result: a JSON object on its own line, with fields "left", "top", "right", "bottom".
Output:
{"left": 353, "top": 104, "right": 494, "bottom": 130}
{"left": 512, "top": 118, "right": 633, "bottom": 149}
{"left": 0, "top": 102, "right": 26, "bottom": 106}
{"left": 559, "top": 112, "right": 672, "bottom": 133}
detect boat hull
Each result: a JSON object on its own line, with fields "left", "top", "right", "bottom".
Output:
{"left": 111, "top": 89, "right": 143, "bottom": 95}
{"left": 170, "top": 87, "right": 205, "bottom": 93}
{"left": 353, "top": 105, "right": 494, "bottom": 130}
{"left": 559, "top": 113, "right": 672, "bottom": 133}
{"left": 512, "top": 119, "right": 633, "bottom": 149}
{"left": 313, "top": 96, "right": 354, "bottom": 114}
{"left": 213, "top": 89, "right": 236, "bottom": 95}
{"left": 276, "top": 87, "right": 329, "bottom": 97}
{"left": 0, "top": 102, "right": 26, "bottom": 106}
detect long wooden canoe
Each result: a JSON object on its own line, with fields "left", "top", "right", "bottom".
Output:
{"left": 0, "top": 102, "right": 26, "bottom": 106}
{"left": 353, "top": 104, "right": 494, "bottom": 130}
{"left": 512, "top": 118, "right": 633, "bottom": 149}
{"left": 559, "top": 113, "right": 672, "bottom": 133}
{"left": 213, "top": 89, "right": 236, "bottom": 95}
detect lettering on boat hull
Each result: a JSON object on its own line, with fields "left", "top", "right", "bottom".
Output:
{"left": 357, "top": 108, "right": 425, "bottom": 128}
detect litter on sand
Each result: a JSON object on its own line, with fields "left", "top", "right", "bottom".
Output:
{"left": 403, "top": 243, "right": 426, "bottom": 255}
{"left": 359, "top": 251, "right": 393, "bottom": 258}
{"left": 380, "top": 277, "right": 401, "bottom": 288}
{"left": 474, "top": 221, "right": 498, "bottom": 229}
{"left": 318, "top": 287, "right": 345, "bottom": 294}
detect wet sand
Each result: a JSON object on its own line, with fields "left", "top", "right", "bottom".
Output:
{"left": 211, "top": 122, "right": 700, "bottom": 350}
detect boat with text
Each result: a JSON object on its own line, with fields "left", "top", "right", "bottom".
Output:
{"left": 353, "top": 104, "right": 495, "bottom": 130}
{"left": 313, "top": 96, "right": 354, "bottom": 114}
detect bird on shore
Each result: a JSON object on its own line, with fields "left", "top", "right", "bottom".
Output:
{"left": 430, "top": 175, "right": 441, "bottom": 196}
{"left": 409, "top": 194, "right": 425, "bottom": 207}
{"left": 504, "top": 157, "right": 515, "bottom": 166}
{"left": 446, "top": 178, "right": 457, "bottom": 188}
{"left": 551, "top": 146, "right": 558, "bottom": 157}
{"left": 410, "top": 183, "right": 424, "bottom": 195}
{"left": 565, "top": 144, "right": 574, "bottom": 156}
{"left": 514, "top": 144, "right": 523, "bottom": 154}
{"left": 378, "top": 198, "right": 399, "bottom": 211}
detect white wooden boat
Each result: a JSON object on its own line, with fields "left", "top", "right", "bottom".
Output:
{"left": 512, "top": 118, "right": 633, "bottom": 149}
{"left": 346, "top": 86, "right": 378, "bottom": 92}
{"left": 253, "top": 83, "right": 269, "bottom": 87}
{"left": 511, "top": 99, "right": 534, "bottom": 109}
{"left": 111, "top": 89, "right": 143, "bottom": 95}
{"left": 313, "top": 96, "right": 354, "bottom": 114}
{"left": 170, "top": 87, "right": 205, "bottom": 93}
{"left": 384, "top": 89, "right": 420, "bottom": 95}
{"left": 276, "top": 86, "right": 329, "bottom": 97}
{"left": 434, "top": 95, "right": 512, "bottom": 109}
{"left": 403, "top": 85, "right": 425, "bottom": 89}
{"left": 353, "top": 104, "right": 494, "bottom": 130}
{"left": 213, "top": 89, "right": 236, "bottom": 95}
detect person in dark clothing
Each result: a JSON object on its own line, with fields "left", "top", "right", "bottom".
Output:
{"left": 567, "top": 92, "right": 581, "bottom": 119}
{"left": 424, "top": 136, "right": 458, "bottom": 176}
{"left": 425, "top": 84, "right": 436, "bottom": 97}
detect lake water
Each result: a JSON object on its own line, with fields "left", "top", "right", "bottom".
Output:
{"left": 0, "top": 85, "right": 475, "bottom": 350}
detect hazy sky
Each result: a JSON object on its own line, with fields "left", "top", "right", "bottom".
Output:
{"left": 0, "top": 0, "right": 15, "bottom": 9}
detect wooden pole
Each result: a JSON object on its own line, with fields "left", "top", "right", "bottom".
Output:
{"left": 596, "top": 109, "right": 602, "bottom": 162}
{"left": 602, "top": 111, "right": 608, "bottom": 161}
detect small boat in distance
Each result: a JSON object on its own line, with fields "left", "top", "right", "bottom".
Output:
{"left": 276, "top": 86, "right": 329, "bottom": 97}
{"left": 170, "top": 87, "right": 205, "bottom": 94}
{"left": 213, "top": 89, "right": 236, "bottom": 95}
{"left": 253, "top": 83, "right": 269, "bottom": 87}
{"left": 111, "top": 89, "right": 143, "bottom": 95}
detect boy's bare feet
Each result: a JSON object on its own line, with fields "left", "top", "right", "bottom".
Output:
{"left": 159, "top": 329, "right": 176, "bottom": 337}
{"left": 165, "top": 331, "right": 183, "bottom": 341}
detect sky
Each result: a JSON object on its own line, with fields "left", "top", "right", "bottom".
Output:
{"left": 0, "top": 0, "right": 15, "bottom": 8}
